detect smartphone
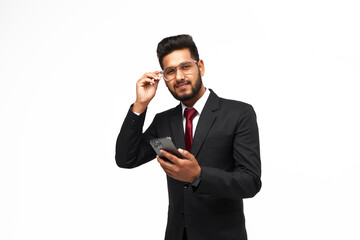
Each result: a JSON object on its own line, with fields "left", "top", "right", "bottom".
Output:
{"left": 150, "top": 137, "right": 183, "bottom": 162}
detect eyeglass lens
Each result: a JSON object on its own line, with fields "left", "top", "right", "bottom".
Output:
{"left": 164, "top": 61, "right": 196, "bottom": 81}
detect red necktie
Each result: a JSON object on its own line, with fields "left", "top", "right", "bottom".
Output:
{"left": 184, "top": 108, "right": 198, "bottom": 152}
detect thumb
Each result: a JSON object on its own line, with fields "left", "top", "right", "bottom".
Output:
{"left": 178, "top": 148, "right": 194, "bottom": 160}
{"left": 153, "top": 78, "right": 160, "bottom": 88}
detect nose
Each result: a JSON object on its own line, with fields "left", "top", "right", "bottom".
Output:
{"left": 175, "top": 68, "right": 185, "bottom": 81}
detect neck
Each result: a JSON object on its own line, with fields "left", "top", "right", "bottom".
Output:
{"left": 182, "top": 85, "right": 206, "bottom": 107}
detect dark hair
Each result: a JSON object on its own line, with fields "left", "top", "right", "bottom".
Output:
{"left": 157, "top": 34, "right": 199, "bottom": 69}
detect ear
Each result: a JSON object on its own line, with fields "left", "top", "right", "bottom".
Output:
{"left": 198, "top": 59, "right": 205, "bottom": 77}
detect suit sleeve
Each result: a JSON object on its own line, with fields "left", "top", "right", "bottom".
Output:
{"left": 196, "top": 104, "right": 262, "bottom": 199}
{"left": 115, "top": 106, "right": 158, "bottom": 168}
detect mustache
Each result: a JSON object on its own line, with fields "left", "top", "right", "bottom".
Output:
{"left": 174, "top": 80, "right": 191, "bottom": 88}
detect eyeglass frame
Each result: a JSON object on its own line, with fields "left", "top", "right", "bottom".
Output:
{"left": 161, "top": 60, "right": 199, "bottom": 82}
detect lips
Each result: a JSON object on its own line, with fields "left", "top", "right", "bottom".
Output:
{"left": 175, "top": 82, "right": 190, "bottom": 89}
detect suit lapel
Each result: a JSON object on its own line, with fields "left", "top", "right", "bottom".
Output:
{"left": 169, "top": 104, "right": 186, "bottom": 150}
{"left": 191, "top": 90, "right": 220, "bottom": 158}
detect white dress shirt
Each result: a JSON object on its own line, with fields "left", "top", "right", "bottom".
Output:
{"left": 181, "top": 88, "right": 210, "bottom": 137}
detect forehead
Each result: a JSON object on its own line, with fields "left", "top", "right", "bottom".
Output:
{"left": 162, "top": 49, "right": 193, "bottom": 68}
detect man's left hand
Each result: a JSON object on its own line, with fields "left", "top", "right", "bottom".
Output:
{"left": 157, "top": 148, "right": 201, "bottom": 183}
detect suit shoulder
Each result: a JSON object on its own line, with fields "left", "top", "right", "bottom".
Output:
{"left": 154, "top": 105, "right": 179, "bottom": 119}
{"left": 217, "top": 96, "right": 258, "bottom": 128}
{"left": 218, "top": 96, "right": 254, "bottom": 112}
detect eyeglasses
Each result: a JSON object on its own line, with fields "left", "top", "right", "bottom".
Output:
{"left": 162, "top": 61, "right": 198, "bottom": 82}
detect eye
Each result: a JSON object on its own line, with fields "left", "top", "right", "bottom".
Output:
{"left": 180, "top": 63, "right": 192, "bottom": 70}
{"left": 165, "top": 68, "right": 175, "bottom": 75}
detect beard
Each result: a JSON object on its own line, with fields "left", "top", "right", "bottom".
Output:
{"left": 168, "top": 72, "right": 203, "bottom": 102}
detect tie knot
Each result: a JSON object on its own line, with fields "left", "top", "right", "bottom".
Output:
{"left": 184, "top": 108, "right": 198, "bottom": 121}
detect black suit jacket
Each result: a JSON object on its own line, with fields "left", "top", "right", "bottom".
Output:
{"left": 116, "top": 89, "right": 261, "bottom": 240}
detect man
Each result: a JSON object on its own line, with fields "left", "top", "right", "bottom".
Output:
{"left": 115, "top": 34, "right": 261, "bottom": 240}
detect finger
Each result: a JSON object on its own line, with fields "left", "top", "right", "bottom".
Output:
{"left": 157, "top": 156, "right": 176, "bottom": 172}
{"left": 143, "top": 78, "right": 159, "bottom": 84}
{"left": 152, "top": 71, "right": 163, "bottom": 81}
{"left": 160, "top": 165, "right": 175, "bottom": 178}
{"left": 144, "top": 72, "right": 161, "bottom": 80}
{"left": 161, "top": 167, "right": 175, "bottom": 178}
{"left": 157, "top": 159, "right": 177, "bottom": 178}
{"left": 160, "top": 150, "right": 181, "bottom": 165}
{"left": 152, "top": 77, "right": 160, "bottom": 86}
{"left": 139, "top": 78, "right": 160, "bottom": 87}
{"left": 178, "top": 148, "right": 195, "bottom": 161}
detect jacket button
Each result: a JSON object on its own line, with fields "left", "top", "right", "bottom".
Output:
{"left": 184, "top": 184, "right": 189, "bottom": 189}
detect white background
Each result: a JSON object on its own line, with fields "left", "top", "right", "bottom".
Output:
{"left": 1, "top": 0, "right": 359, "bottom": 239}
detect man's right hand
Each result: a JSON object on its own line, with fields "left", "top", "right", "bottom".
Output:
{"left": 133, "top": 71, "right": 162, "bottom": 114}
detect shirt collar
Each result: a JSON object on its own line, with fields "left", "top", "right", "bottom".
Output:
{"left": 181, "top": 88, "right": 210, "bottom": 117}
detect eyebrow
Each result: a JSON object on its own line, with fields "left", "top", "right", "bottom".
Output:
{"left": 165, "top": 61, "right": 192, "bottom": 69}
